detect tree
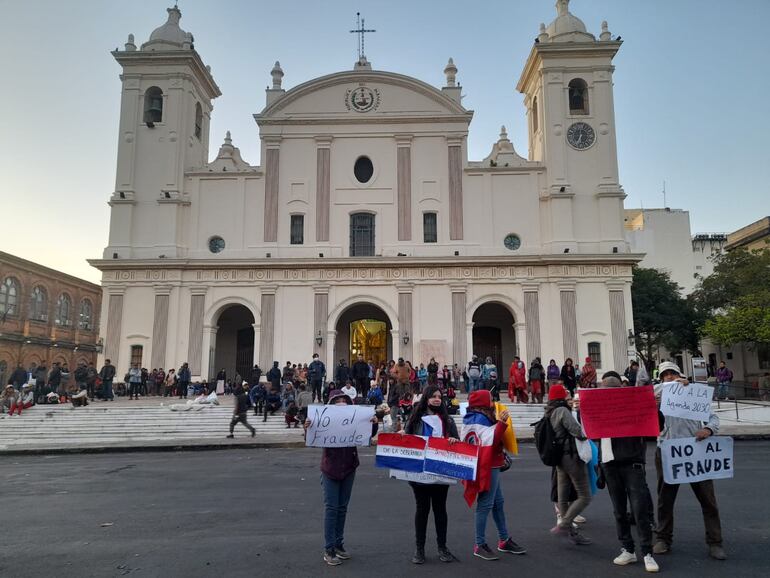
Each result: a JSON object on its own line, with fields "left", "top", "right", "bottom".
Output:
{"left": 631, "top": 267, "right": 701, "bottom": 370}
{"left": 694, "top": 247, "right": 770, "bottom": 347}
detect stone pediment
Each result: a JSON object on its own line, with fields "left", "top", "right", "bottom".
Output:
{"left": 255, "top": 70, "right": 472, "bottom": 125}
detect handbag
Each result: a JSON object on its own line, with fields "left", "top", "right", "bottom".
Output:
{"left": 500, "top": 452, "right": 513, "bottom": 473}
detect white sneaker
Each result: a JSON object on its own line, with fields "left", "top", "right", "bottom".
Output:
{"left": 574, "top": 515, "right": 586, "bottom": 524}
{"left": 644, "top": 554, "right": 659, "bottom": 573}
{"left": 613, "top": 549, "right": 637, "bottom": 566}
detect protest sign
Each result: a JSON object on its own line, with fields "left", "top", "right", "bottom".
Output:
{"left": 660, "top": 382, "right": 713, "bottom": 422}
{"left": 389, "top": 469, "right": 457, "bottom": 485}
{"left": 660, "top": 436, "right": 734, "bottom": 484}
{"left": 579, "top": 385, "right": 659, "bottom": 438}
{"left": 305, "top": 404, "right": 375, "bottom": 448}
{"left": 375, "top": 433, "right": 426, "bottom": 472}
{"left": 423, "top": 437, "right": 479, "bottom": 481}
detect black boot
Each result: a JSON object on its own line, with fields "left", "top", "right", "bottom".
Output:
{"left": 411, "top": 547, "right": 425, "bottom": 564}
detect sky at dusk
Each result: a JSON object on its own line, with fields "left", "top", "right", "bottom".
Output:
{"left": 1, "top": 0, "right": 768, "bottom": 283}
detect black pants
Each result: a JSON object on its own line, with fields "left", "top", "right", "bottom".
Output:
{"left": 178, "top": 382, "right": 188, "bottom": 399}
{"left": 410, "top": 482, "right": 449, "bottom": 549}
{"left": 254, "top": 400, "right": 264, "bottom": 415}
{"left": 86, "top": 382, "right": 96, "bottom": 399}
{"left": 129, "top": 382, "right": 142, "bottom": 398}
{"left": 310, "top": 380, "right": 323, "bottom": 403}
{"left": 355, "top": 378, "right": 369, "bottom": 399}
{"left": 230, "top": 412, "right": 255, "bottom": 434}
{"left": 264, "top": 402, "right": 280, "bottom": 422}
{"left": 602, "top": 462, "right": 654, "bottom": 555}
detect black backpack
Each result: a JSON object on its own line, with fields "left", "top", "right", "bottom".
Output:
{"left": 532, "top": 415, "right": 565, "bottom": 467}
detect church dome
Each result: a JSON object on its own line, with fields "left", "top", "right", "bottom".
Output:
{"left": 142, "top": 5, "right": 193, "bottom": 51}
{"left": 544, "top": 0, "right": 595, "bottom": 43}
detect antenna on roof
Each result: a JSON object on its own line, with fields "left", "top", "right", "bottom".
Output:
{"left": 662, "top": 180, "right": 667, "bottom": 209}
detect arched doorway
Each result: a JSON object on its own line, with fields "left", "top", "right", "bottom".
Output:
{"left": 334, "top": 303, "right": 392, "bottom": 368}
{"left": 213, "top": 305, "right": 255, "bottom": 382}
{"left": 472, "top": 302, "right": 517, "bottom": 372}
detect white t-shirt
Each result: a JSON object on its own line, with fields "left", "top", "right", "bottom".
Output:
{"left": 342, "top": 385, "right": 357, "bottom": 400}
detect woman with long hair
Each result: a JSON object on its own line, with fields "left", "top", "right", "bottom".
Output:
{"left": 403, "top": 385, "right": 460, "bottom": 564}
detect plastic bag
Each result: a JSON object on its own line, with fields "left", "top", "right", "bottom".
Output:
{"left": 575, "top": 437, "right": 593, "bottom": 463}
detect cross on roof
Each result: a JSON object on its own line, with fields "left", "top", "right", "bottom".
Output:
{"left": 350, "top": 12, "right": 376, "bottom": 60}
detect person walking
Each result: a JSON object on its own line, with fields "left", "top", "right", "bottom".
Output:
{"left": 403, "top": 385, "right": 460, "bottom": 564}
{"left": 653, "top": 362, "right": 726, "bottom": 560}
{"left": 560, "top": 358, "right": 577, "bottom": 396}
{"left": 226, "top": 384, "right": 256, "bottom": 438}
{"left": 546, "top": 384, "right": 592, "bottom": 545}
{"left": 128, "top": 363, "right": 142, "bottom": 400}
{"left": 462, "top": 389, "right": 527, "bottom": 560}
{"left": 467, "top": 356, "right": 482, "bottom": 393}
{"left": 715, "top": 361, "right": 733, "bottom": 400}
{"left": 308, "top": 354, "right": 326, "bottom": 403}
{"left": 593, "top": 374, "right": 659, "bottom": 572}
{"left": 304, "top": 389, "right": 378, "bottom": 566}
{"left": 98, "top": 359, "right": 115, "bottom": 401}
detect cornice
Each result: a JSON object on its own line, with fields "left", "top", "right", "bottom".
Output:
{"left": 254, "top": 114, "right": 474, "bottom": 127}
{"left": 112, "top": 49, "right": 221, "bottom": 99}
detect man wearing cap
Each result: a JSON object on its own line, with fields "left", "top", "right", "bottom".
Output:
{"left": 653, "top": 361, "right": 726, "bottom": 560}
{"left": 596, "top": 372, "right": 659, "bottom": 572}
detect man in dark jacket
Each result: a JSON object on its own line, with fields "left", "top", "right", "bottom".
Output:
{"left": 334, "top": 359, "right": 350, "bottom": 388}
{"left": 48, "top": 362, "right": 63, "bottom": 399}
{"left": 249, "top": 364, "right": 263, "bottom": 387}
{"left": 308, "top": 354, "right": 326, "bottom": 403}
{"left": 98, "top": 359, "right": 116, "bottom": 401}
{"left": 351, "top": 354, "right": 370, "bottom": 399}
{"left": 227, "top": 384, "right": 255, "bottom": 438}
{"left": 177, "top": 363, "right": 191, "bottom": 398}
{"left": 10, "top": 364, "right": 27, "bottom": 389}
{"left": 34, "top": 363, "right": 48, "bottom": 403}
{"left": 74, "top": 362, "right": 89, "bottom": 392}
{"left": 86, "top": 362, "right": 98, "bottom": 400}
{"left": 266, "top": 361, "right": 281, "bottom": 392}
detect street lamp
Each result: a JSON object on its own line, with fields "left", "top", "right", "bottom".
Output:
{"left": 402, "top": 332, "right": 410, "bottom": 346}
{"left": 315, "top": 331, "right": 323, "bottom": 347}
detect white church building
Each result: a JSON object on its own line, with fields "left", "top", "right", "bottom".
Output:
{"left": 91, "top": 0, "right": 640, "bottom": 381}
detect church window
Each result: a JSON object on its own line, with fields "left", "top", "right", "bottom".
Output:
{"left": 55, "top": 293, "right": 72, "bottom": 326}
{"left": 143, "top": 86, "right": 164, "bottom": 124}
{"left": 29, "top": 286, "right": 48, "bottom": 322}
{"left": 568, "top": 79, "right": 589, "bottom": 115}
{"left": 194, "top": 102, "right": 203, "bottom": 139}
{"left": 290, "top": 214, "right": 304, "bottom": 245}
{"left": 354, "top": 156, "right": 374, "bottom": 183}
{"left": 130, "top": 345, "right": 144, "bottom": 367}
{"left": 588, "top": 341, "right": 602, "bottom": 368}
{"left": 532, "top": 97, "right": 539, "bottom": 133}
{"left": 350, "top": 213, "right": 375, "bottom": 257}
{"left": 79, "top": 299, "right": 93, "bottom": 331}
{"left": 0, "top": 277, "right": 19, "bottom": 316}
{"left": 423, "top": 213, "right": 437, "bottom": 243}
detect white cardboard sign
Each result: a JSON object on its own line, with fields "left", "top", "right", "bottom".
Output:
{"left": 660, "top": 436, "right": 734, "bottom": 484}
{"left": 305, "top": 404, "right": 375, "bottom": 448}
{"left": 661, "top": 382, "right": 713, "bottom": 422}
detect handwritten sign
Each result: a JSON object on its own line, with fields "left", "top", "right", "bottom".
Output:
{"left": 305, "top": 404, "right": 375, "bottom": 448}
{"left": 376, "top": 434, "right": 426, "bottom": 472}
{"left": 389, "top": 469, "right": 457, "bottom": 485}
{"left": 661, "top": 382, "right": 713, "bottom": 422}
{"left": 660, "top": 436, "right": 734, "bottom": 484}
{"left": 579, "top": 385, "right": 659, "bottom": 438}
{"left": 423, "top": 437, "right": 479, "bottom": 481}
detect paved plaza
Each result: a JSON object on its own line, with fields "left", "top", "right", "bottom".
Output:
{"left": 2, "top": 442, "right": 769, "bottom": 577}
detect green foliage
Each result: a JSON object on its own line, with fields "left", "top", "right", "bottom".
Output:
{"left": 631, "top": 267, "right": 701, "bottom": 367}
{"left": 694, "top": 248, "right": 770, "bottom": 346}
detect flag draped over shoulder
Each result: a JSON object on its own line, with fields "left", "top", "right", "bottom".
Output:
{"left": 460, "top": 412, "right": 497, "bottom": 507}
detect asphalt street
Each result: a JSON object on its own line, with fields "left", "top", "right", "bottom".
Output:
{"left": 2, "top": 442, "right": 769, "bottom": 578}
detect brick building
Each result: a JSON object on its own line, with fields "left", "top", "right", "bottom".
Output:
{"left": 0, "top": 251, "right": 102, "bottom": 384}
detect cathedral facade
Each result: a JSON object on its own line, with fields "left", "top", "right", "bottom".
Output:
{"left": 91, "top": 1, "right": 639, "bottom": 380}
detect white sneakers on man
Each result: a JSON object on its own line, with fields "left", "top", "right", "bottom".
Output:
{"left": 613, "top": 549, "right": 637, "bottom": 565}
{"left": 643, "top": 554, "right": 659, "bottom": 573}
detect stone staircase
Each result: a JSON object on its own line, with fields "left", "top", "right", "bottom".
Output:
{"left": 0, "top": 400, "right": 544, "bottom": 452}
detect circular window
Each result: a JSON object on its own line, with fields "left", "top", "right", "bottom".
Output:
{"left": 208, "top": 236, "right": 225, "bottom": 253}
{"left": 503, "top": 234, "right": 521, "bottom": 251}
{"left": 354, "top": 156, "right": 374, "bottom": 183}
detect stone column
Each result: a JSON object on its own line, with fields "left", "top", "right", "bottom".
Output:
{"left": 315, "top": 136, "right": 332, "bottom": 242}
{"left": 523, "top": 285, "right": 541, "bottom": 361}
{"left": 396, "top": 135, "right": 412, "bottom": 241}
{"left": 201, "top": 325, "right": 218, "bottom": 381}
{"left": 150, "top": 286, "right": 171, "bottom": 370}
{"left": 451, "top": 285, "right": 467, "bottom": 365}
{"left": 398, "top": 285, "right": 413, "bottom": 361}
{"left": 263, "top": 137, "right": 281, "bottom": 242}
{"left": 608, "top": 283, "right": 628, "bottom": 373}
{"left": 104, "top": 291, "right": 124, "bottom": 367}
{"left": 447, "top": 136, "right": 464, "bottom": 240}
{"left": 258, "top": 286, "right": 277, "bottom": 366}
{"left": 314, "top": 286, "right": 329, "bottom": 359}
{"left": 187, "top": 287, "right": 207, "bottom": 376}
{"left": 559, "top": 283, "right": 578, "bottom": 362}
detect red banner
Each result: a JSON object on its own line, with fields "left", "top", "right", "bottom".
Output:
{"left": 579, "top": 385, "right": 659, "bottom": 438}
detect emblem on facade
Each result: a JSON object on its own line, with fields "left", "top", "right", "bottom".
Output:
{"left": 345, "top": 86, "right": 380, "bottom": 112}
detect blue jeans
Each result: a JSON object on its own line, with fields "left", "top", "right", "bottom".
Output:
{"left": 322, "top": 471, "right": 356, "bottom": 552}
{"left": 475, "top": 467, "right": 509, "bottom": 546}
{"left": 102, "top": 379, "right": 114, "bottom": 400}
{"left": 718, "top": 382, "right": 729, "bottom": 399}
{"left": 468, "top": 375, "right": 481, "bottom": 392}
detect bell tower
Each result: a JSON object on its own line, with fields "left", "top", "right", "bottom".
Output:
{"left": 517, "top": 0, "right": 626, "bottom": 254}
{"left": 105, "top": 5, "right": 221, "bottom": 259}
